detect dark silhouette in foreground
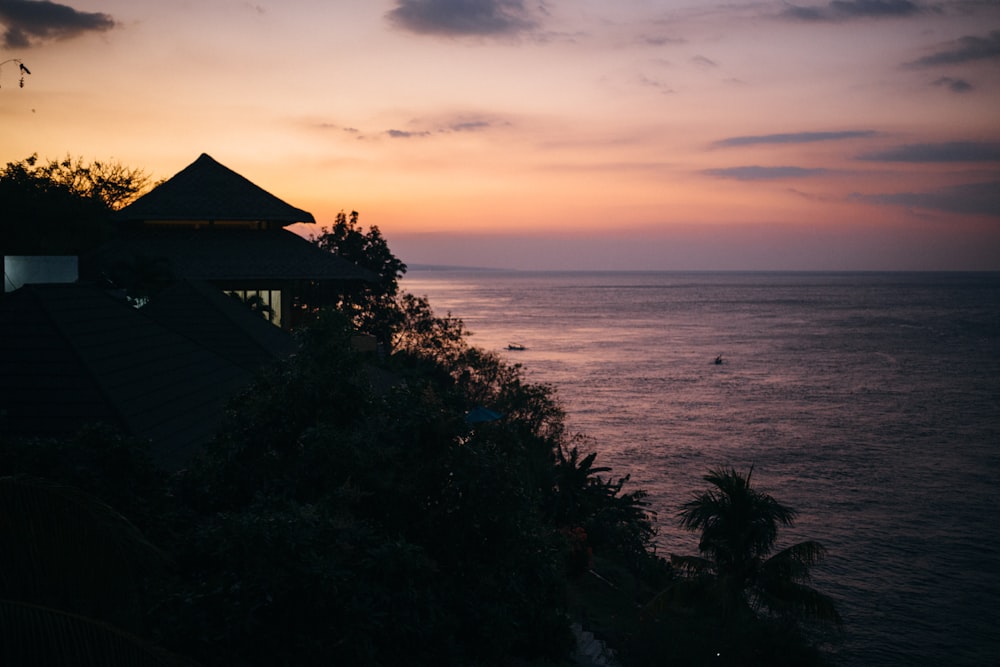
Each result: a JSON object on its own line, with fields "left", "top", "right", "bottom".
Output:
{"left": 631, "top": 467, "right": 841, "bottom": 666}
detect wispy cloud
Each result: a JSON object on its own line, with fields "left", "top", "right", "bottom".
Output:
{"left": 715, "top": 130, "right": 878, "bottom": 147}
{"left": 386, "top": 0, "right": 540, "bottom": 38}
{"left": 858, "top": 141, "right": 1000, "bottom": 162}
{"left": 447, "top": 120, "right": 492, "bottom": 132}
{"left": 931, "top": 76, "right": 973, "bottom": 93}
{"left": 904, "top": 30, "right": 1000, "bottom": 68}
{"left": 704, "top": 166, "right": 828, "bottom": 180}
{"left": 386, "top": 129, "right": 433, "bottom": 138}
{"left": 858, "top": 181, "right": 1000, "bottom": 216}
{"left": 641, "top": 34, "right": 684, "bottom": 47}
{"left": 0, "top": 0, "right": 116, "bottom": 48}
{"left": 780, "top": 0, "right": 924, "bottom": 22}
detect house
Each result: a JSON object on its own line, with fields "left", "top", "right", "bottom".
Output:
{"left": 2, "top": 154, "right": 374, "bottom": 466}
{"left": 87, "top": 153, "right": 373, "bottom": 329}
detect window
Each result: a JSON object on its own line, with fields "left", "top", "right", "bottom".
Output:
{"left": 226, "top": 289, "right": 282, "bottom": 327}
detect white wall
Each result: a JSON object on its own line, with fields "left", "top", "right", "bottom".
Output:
{"left": 4, "top": 256, "right": 79, "bottom": 292}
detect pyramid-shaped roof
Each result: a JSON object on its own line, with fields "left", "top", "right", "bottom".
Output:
{"left": 116, "top": 153, "right": 315, "bottom": 225}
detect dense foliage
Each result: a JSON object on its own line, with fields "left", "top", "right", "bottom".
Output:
{"left": 311, "top": 210, "right": 408, "bottom": 345}
{"left": 1, "top": 182, "right": 840, "bottom": 664}
{"left": 1, "top": 304, "right": 659, "bottom": 666}
{"left": 0, "top": 154, "right": 152, "bottom": 254}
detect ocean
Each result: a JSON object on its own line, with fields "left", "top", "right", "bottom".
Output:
{"left": 400, "top": 269, "right": 1000, "bottom": 667}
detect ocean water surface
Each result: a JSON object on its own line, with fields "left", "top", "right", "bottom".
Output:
{"left": 400, "top": 270, "right": 1000, "bottom": 667}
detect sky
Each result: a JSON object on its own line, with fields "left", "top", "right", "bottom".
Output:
{"left": 1, "top": 0, "right": 998, "bottom": 270}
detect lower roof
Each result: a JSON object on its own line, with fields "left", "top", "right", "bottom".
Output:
{"left": 88, "top": 227, "right": 375, "bottom": 283}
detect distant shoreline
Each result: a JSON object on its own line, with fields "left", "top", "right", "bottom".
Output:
{"left": 405, "top": 265, "right": 1000, "bottom": 276}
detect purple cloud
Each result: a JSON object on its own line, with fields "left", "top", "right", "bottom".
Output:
{"left": 859, "top": 181, "right": 1000, "bottom": 216}
{"left": 386, "top": 129, "right": 432, "bottom": 138}
{"left": 931, "top": 76, "right": 973, "bottom": 93}
{"left": 715, "top": 130, "right": 878, "bottom": 147}
{"left": 781, "top": 0, "right": 923, "bottom": 22}
{"left": 858, "top": 141, "right": 1000, "bottom": 162}
{"left": 704, "top": 166, "right": 828, "bottom": 180}
{"left": 905, "top": 30, "right": 1000, "bottom": 68}
{"left": 386, "top": 0, "right": 538, "bottom": 37}
{"left": 0, "top": 0, "right": 115, "bottom": 48}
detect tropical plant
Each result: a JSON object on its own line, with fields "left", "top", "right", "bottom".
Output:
{"left": 0, "top": 475, "right": 182, "bottom": 666}
{"left": 551, "top": 443, "right": 657, "bottom": 569}
{"left": 664, "top": 467, "right": 841, "bottom": 628}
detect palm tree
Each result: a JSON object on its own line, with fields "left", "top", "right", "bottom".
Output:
{"left": 667, "top": 467, "right": 841, "bottom": 627}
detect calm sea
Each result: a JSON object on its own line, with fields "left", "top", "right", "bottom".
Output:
{"left": 401, "top": 270, "right": 1000, "bottom": 667}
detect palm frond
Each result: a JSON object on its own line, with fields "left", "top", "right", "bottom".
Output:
{"left": 669, "top": 553, "right": 714, "bottom": 575}
{"left": 0, "top": 599, "right": 194, "bottom": 667}
{"left": 679, "top": 467, "right": 798, "bottom": 571}
{"left": 0, "top": 476, "right": 166, "bottom": 630}
{"left": 643, "top": 576, "right": 714, "bottom": 616}
{"left": 762, "top": 540, "right": 828, "bottom": 583}
{"left": 753, "top": 579, "right": 843, "bottom": 626}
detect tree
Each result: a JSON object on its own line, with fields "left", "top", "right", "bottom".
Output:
{"left": 311, "top": 210, "right": 407, "bottom": 344}
{"left": 156, "top": 310, "right": 579, "bottom": 666}
{"left": 1, "top": 154, "right": 152, "bottom": 255}
{"left": 632, "top": 468, "right": 840, "bottom": 666}
{"left": 668, "top": 467, "right": 841, "bottom": 626}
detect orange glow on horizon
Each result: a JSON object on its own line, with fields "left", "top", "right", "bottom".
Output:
{"left": 2, "top": 1, "right": 997, "bottom": 270}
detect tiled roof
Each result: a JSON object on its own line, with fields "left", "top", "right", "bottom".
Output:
{"left": 0, "top": 284, "right": 260, "bottom": 468}
{"left": 116, "top": 153, "right": 315, "bottom": 224}
{"left": 141, "top": 279, "right": 294, "bottom": 371}
{"left": 89, "top": 227, "right": 375, "bottom": 282}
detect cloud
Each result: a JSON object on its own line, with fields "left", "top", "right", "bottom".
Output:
{"left": 0, "top": 0, "right": 116, "bottom": 48}
{"left": 386, "top": 0, "right": 539, "bottom": 37}
{"left": 691, "top": 55, "right": 718, "bottom": 68}
{"left": 386, "top": 129, "right": 433, "bottom": 138}
{"left": 858, "top": 141, "right": 1000, "bottom": 162}
{"left": 715, "top": 130, "right": 878, "bottom": 147}
{"left": 931, "top": 76, "right": 973, "bottom": 93}
{"left": 704, "top": 166, "right": 828, "bottom": 180}
{"left": 638, "top": 74, "right": 676, "bottom": 94}
{"left": 904, "top": 30, "right": 1000, "bottom": 68}
{"left": 780, "top": 0, "right": 924, "bottom": 22}
{"left": 642, "top": 34, "right": 684, "bottom": 47}
{"left": 448, "top": 120, "right": 491, "bottom": 132}
{"left": 858, "top": 181, "right": 1000, "bottom": 216}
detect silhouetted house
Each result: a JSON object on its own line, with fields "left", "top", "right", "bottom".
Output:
{"left": 2, "top": 154, "right": 373, "bottom": 465}
{"left": 87, "top": 153, "right": 372, "bottom": 329}
{"left": 0, "top": 281, "right": 293, "bottom": 469}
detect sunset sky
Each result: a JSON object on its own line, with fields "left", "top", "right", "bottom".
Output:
{"left": 1, "top": 0, "right": 998, "bottom": 270}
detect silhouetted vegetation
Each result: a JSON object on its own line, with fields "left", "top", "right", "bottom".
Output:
{"left": 614, "top": 468, "right": 841, "bottom": 667}
{"left": 0, "top": 154, "right": 152, "bottom": 254}
{"left": 1, "top": 188, "right": 841, "bottom": 664}
{"left": 312, "top": 209, "right": 408, "bottom": 345}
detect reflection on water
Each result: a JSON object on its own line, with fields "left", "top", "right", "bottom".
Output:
{"left": 403, "top": 270, "right": 1000, "bottom": 667}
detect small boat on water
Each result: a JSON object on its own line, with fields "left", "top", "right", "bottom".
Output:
{"left": 507, "top": 343, "right": 526, "bottom": 351}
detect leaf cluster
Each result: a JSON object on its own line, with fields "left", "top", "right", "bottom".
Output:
{"left": 0, "top": 154, "right": 153, "bottom": 255}
{"left": 310, "top": 210, "right": 408, "bottom": 343}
